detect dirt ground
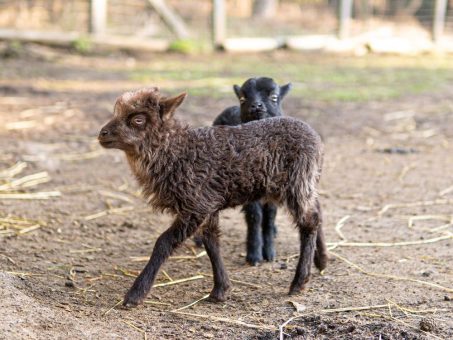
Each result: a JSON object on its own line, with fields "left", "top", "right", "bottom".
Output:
{"left": 0, "top": 48, "right": 452, "bottom": 339}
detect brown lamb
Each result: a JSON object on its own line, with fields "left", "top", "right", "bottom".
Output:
{"left": 98, "top": 87, "right": 327, "bottom": 307}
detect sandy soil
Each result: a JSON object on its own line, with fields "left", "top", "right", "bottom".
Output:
{"left": 0, "top": 51, "right": 452, "bottom": 339}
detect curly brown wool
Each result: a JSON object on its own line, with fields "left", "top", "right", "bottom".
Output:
{"left": 98, "top": 87, "right": 327, "bottom": 307}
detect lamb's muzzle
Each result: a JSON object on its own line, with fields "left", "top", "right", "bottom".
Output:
{"left": 98, "top": 87, "right": 327, "bottom": 307}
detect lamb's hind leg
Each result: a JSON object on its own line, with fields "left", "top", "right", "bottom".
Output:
{"left": 313, "top": 199, "right": 328, "bottom": 271}
{"left": 202, "top": 212, "right": 231, "bottom": 302}
{"left": 287, "top": 204, "right": 320, "bottom": 295}
{"left": 262, "top": 203, "right": 277, "bottom": 262}
{"left": 123, "top": 214, "right": 204, "bottom": 307}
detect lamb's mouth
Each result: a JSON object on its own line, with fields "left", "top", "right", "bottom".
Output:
{"left": 98, "top": 139, "right": 117, "bottom": 148}
{"left": 244, "top": 110, "right": 268, "bottom": 121}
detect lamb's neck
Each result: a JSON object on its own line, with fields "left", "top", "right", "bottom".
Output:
{"left": 126, "top": 124, "right": 190, "bottom": 201}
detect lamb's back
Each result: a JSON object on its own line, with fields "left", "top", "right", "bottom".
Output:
{"left": 207, "top": 117, "right": 321, "bottom": 206}
{"left": 219, "top": 117, "right": 321, "bottom": 157}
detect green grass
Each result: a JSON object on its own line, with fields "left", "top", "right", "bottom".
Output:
{"left": 127, "top": 54, "right": 453, "bottom": 102}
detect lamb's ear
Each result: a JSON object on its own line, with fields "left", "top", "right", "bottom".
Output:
{"left": 159, "top": 92, "right": 187, "bottom": 119}
{"left": 233, "top": 85, "right": 241, "bottom": 98}
{"left": 280, "top": 83, "right": 292, "bottom": 99}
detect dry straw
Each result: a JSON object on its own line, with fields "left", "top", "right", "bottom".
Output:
{"left": 0, "top": 161, "right": 61, "bottom": 200}
{"left": 0, "top": 215, "right": 45, "bottom": 237}
{"left": 330, "top": 251, "right": 453, "bottom": 293}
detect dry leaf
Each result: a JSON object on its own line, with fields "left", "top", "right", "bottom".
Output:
{"left": 289, "top": 300, "right": 307, "bottom": 313}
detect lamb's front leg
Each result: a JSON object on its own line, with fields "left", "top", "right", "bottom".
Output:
{"left": 123, "top": 214, "right": 204, "bottom": 307}
{"left": 262, "top": 203, "right": 277, "bottom": 262}
{"left": 244, "top": 201, "right": 264, "bottom": 266}
{"left": 202, "top": 212, "right": 231, "bottom": 301}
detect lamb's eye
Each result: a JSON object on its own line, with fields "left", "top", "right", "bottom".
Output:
{"left": 239, "top": 96, "right": 246, "bottom": 104}
{"left": 270, "top": 94, "right": 278, "bottom": 102}
{"left": 132, "top": 115, "right": 146, "bottom": 126}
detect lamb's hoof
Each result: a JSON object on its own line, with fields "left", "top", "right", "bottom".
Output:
{"left": 314, "top": 253, "right": 328, "bottom": 271}
{"left": 122, "top": 290, "right": 144, "bottom": 308}
{"left": 262, "top": 247, "right": 276, "bottom": 262}
{"left": 207, "top": 287, "right": 230, "bottom": 302}
{"left": 246, "top": 253, "right": 263, "bottom": 266}
{"left": 289, "top": 276, "right": 310, "bottom": 295}
{"left": 288, "top": 284, "right": 305, "bottom": 295}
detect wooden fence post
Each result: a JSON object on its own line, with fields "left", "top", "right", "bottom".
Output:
{"left": 147, "top": 0, "right": 190, "bottom": 39}
{"left": 338, "top": 0, "right": 353, "bottom": 39}
{"left": 212, "top": 0, "right": 226, "bottom": 48}
{"left": 90, "top": 0, "right": 107, "bottom": 35}
{"left": 433, "top": 0, "right": 448, "bottom": 43}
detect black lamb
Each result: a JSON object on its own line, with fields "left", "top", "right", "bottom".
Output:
{"left": 213, "top": 77, "right": 292, "bottom": 265}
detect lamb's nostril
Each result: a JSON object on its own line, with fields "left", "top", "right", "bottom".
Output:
{"left": 100, "top": 129, "right": 109, "bottom": 137}
{"left": 251, "top": 102, "right": 263, "bottom": 109}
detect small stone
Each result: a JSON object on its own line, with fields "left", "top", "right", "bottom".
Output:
{"left": 346, "top": 324, "right": 356, "bottom": 332}
{"left": 279, "top": 262, "right": 288, "bottom": 270}
{"left": 444, "top": 295, "right": 451, "bottom": 301}
{"left": 295, "top": 327, "right": 305, "bottom": 335}
{"left": 317, "top": 324, "right": 328, "bottom": 334}
{"left": 65, "top": 280, "right": 75, "bottom": 288}
{"left": 122, "top": 221, "right": 136, "bottom": 229}
{"left": 419, "top": 317, "right": 437, "bottom": 332}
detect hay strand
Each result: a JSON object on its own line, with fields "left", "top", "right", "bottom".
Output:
{"left": 84, "top": 206, "right": 134, "bottom": 221}
{"left": 122, "top": 320, "right": 147, "bottom": 340}
{"left": 161, "top": 270, "right": 173, "bottom": 282}
{"left": 378, "top": 199, "right": 453, "bottom": 216}
{"left": 334, "top": 215, "right": 350, "bottom": 241}
{"left": 439, "top": 185, "right": 453, "bottom": 197}
{"left": 99, "top": 190, "right": 135, "bottom": 204}
{"left": 172, "top": 294, "right": 210, "bottom": 312}
{"left": 170, "top": 251, "right": 207, "bottom": 260}
{"left": 153, "top": 275, "right": 204, "bottom": 288}
{"left": 23, "top": 149, "right": 104, "bottom": 162}
{"left": 322, "top": 304, "right": 389, "bottom": 313}
{"left": 330, "top": 251, "right": 453, "bottom": 293}
{"left": 144, "top": 300, "right": 171, "bottom": 306}
{"left": 327, "top": 232, "right": 452, "bottom": 248}
{"left": 0, "top": 161, "right": 27, "bottom": 179}
{"left": 429, "top": 223, "right": 453, "bottom": 233}
{"left": 104, "top": 299, "right": 123, "bottom": 315}
{"left": 407, "top": 214, "right": 452, "bottom": 229}
{"left": 0, "top": 191, "right": 61, "bottom": 200}
{"left": 0, "top": 171, "right": 50, "bottom": 191}
{"left": 130, "top": 251, "right": 207, "bottom": 262}
{"left": 170, "top": 310, "right": 276, "bottom": 331}
{"left": 199, "top": 272, "right": 262, "bottom": 289}
{"left": 0, "top": 215, "right": 45, "bottom": 237}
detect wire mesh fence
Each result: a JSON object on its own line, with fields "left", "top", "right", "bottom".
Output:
{"left": 0, "top": 0, "right": 90, "bottom": 32}
{"left": 0, "top": 0, "right": 452, "bottom": 50}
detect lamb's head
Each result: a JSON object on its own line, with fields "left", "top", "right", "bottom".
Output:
{"left": 234, "top": 77, "right": 291, "bottom": 123}
{"left": 98, "top": 87, "right": 186, "bottom": 153}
